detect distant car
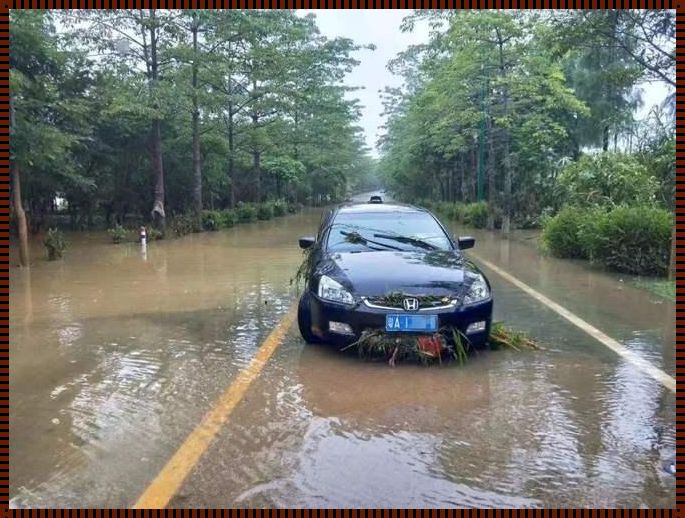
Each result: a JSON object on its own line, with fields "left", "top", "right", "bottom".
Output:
{"left": 368, "top": 195, "right": 383, "bottom": 204}
{"left": 297, "top": 202, "right": 493, "bottom": 348}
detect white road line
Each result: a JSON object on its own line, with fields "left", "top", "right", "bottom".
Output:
{"left": 471, "top": 253, "right": 676, "bottom": 393}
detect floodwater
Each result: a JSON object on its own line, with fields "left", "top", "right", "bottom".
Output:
{"left": 10, "top": 194, "right": 675, "bottom": 508}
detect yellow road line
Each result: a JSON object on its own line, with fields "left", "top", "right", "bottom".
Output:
{"left": 133, "top": 305, "right": 297, "bottom": 509}
{"left": 472, "top": 253, "right": 676, "bottom": 393}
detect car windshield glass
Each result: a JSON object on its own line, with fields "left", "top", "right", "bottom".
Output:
{"left": 326, "top": 211, "right": 452, "bottom": 252}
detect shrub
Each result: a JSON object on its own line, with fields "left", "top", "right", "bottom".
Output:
{"left": 272, "top": 200, "right": 288, "bottom": 217}
{"left": 201, "top": 210, "right": 222, "bottom": 231}
{"left": 557, "top": 152, "right": 658, "bottom": 208}
{"left": 257, "top": 203, "right": 274, "bottom": 220}
{"left": 236, "top": 203, "right": 258, "bottom": 222}
{"left": 543, "top": 205, "right": 672, "bottom": 276}
{"left": 579, "top": 206, "right": 672, "bottom": 276}
{"left": 461, "top": 202, "right": 488, "bottom": 228}
{"left": 450, "top": 204, "right": 467, "bottom": 222}
{"left": 202, "top": 210, "right": 236, "bottom": 230}
{"left": 147, "top": 228, "right": 164, "bottom": 241}
{"left": 415, "top": 199, "right": 435, "bottom": 210}
{"left": 220, "top": 210, "right": 237, "bottom": 228}
{"left": 108, "top": 224, "right": 129, "bottom": 243}
{"left": 44, "top": 228, "right": 66, "bottom": 260}
{"left": 168, "top": 213, "right": 201, "bottom": 237}
{"left": 436, "top": 202, "right": 453, "bottom": 216}
{"left": 287, "top": 202, "right": 303, "bottom": 214}
{"left": 541, "top": 206, "right": 593, "bottom": 259}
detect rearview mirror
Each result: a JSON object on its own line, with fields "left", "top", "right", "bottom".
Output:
{"left": 457, "top": 236, "right": 475, "bottom": 250}
{"left": 299, "top": 236, "right": 316, "bottom": 250}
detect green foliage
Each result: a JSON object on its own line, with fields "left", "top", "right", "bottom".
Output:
{"left": 489, "top": 322, "right": 540, "bottom": 351}
{"left": 556, "top": 153, "right": 658, "bottom": 208}
{"left": 272, "top": 200, "right": 287, "bottom": 217}
{"left": 542, "top": 206, "right": 594, "bottom": 259}
{"left": 379, "top": 11, "right": 674, "bottom": 231}
{"left": 10, "top": 10, "right": 375, "bottom": 231}
{"left": 168, "top": 213, "right": 201, "bottom": 238}
{"left": 201, "top": 210, "right": 222, "bottom": 231}
{"left": 257, "top": 203, "right": 274, "bottom": 221}
{"left": 107, "top": 224, "right": 128, "bottom": 243}
{"left": 543, "top": 205, "right": 672, "bottom": 275}
{"left": 580, "top": 206, "right": 672, "bottom": 276}
{"left": 338, "top": 322, "right": 539, "bottom": 365}
{"left": 638, "top": 136, "right": 675, "bottom": 210}
{"left": 236, "top": 203, "right": 258, "bottom": 223}
{"left": 461, "top": 202, "right": 488, "bottom": 228}
{"left": 146, "top": 228, "right": 164, "bottom": 241}
{"left": 287, "top": 202, "right": 303, "bottom": 214}
{"left": 435, "top": 201, "right": 488, "bottom": 228}
{"left": 220, "top": 210, "right": 237, "bottom": 228}
{"left": 632, "top": 279, "right": 675, "bottom": 302}
{"left": 44, "top": 228, "right": 66, "bottom": 260}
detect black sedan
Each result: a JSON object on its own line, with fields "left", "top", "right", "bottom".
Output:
{"left": 296, "top": 202, "right": 493, "bottom": 348}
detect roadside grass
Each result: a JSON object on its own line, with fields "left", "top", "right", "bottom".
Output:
{"left": 632, "top": 278, "right": 676, "bottom": 301}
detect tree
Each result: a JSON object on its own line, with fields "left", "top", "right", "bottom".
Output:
{"left": 65, "top": 10, "right": 182, "bottom": 228}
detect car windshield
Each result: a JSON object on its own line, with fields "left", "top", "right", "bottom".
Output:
{"left": 326, "top": 211, "right": 453, "bottom": 252}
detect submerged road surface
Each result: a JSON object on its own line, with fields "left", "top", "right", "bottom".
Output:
{"left": 10, "top": 198, "right": 675, "bottom": 508}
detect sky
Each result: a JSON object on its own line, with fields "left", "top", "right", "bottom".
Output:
{"left": 303, "top": 10, "right": 670, "bottom": 158}
{"left": 303, "top": 10, "right": 430, "bottom": 157}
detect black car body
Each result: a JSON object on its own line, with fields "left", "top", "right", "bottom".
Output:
{"left": 297, "top": 203, "right": 494, "bottom": 348}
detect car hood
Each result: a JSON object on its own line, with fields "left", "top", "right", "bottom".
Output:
{"left": 325, "top": 250, "right": 478, "bottom": 297}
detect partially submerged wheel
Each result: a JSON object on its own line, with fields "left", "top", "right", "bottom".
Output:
{"left": 297, "top": 292, "right": 320, "bottom": 344}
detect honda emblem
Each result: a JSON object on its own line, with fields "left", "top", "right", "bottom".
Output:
{"left": 403, "top": 297, "right": 419, "bottom": 311}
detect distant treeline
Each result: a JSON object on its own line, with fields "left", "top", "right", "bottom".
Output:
{"left": 10, "top": 9, "right": 378, "bottom": 247}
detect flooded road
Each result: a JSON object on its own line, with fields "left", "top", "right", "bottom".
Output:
{"left": 10, "top": 196, "right": 675, "bottom": 508}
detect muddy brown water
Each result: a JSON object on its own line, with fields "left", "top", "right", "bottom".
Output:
{"left": 10, "top": 198, "right": 675, "bottom": 508}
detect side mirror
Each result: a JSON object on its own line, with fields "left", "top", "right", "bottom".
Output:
{"left": 299, "top": 236, "right": 316, "bottom": 250}
{"left": 457, "top": 236, "right": 475, "bottom": 250}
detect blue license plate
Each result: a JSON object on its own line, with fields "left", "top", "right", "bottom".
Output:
{"left": 385, "top": 314, "right": 438, "bottom": 333}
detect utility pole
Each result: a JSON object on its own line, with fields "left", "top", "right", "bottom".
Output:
{"left": 477, "top": 63, "right": 488, "bottom": 202}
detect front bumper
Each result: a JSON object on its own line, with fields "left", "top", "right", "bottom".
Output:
{"left": 309, "top": 293, "right": 493, "bottom": 347}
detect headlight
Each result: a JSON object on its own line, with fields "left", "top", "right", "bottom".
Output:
{"left": 463, "top": 274, "right": 489, "bottom": 305}
{"left": 318, "top": 275, "right": 355, "bottom": 305}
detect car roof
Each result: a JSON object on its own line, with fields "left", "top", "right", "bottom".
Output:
{"left": 336, "top": 202, "right": 428, "bottom": 215}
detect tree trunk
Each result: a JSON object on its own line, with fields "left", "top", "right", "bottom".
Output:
{"left": 497, "top": 29, "right": 512, "bottom": 235}
{"left": 228, "top": 108, "right": 235, "bottom": 208}
{"left": 191, "top": 17, "right": 202, "bottom": 219}
{"left": 225, "top": 70, "right": 236, "bottom": 209}
{"left": 501, "top": 131, "right": 512, "bottom": 235}
{"left": 460, "top": 154, "right": 467, "bottom": 202}
{"left": 150, "top": 119, "right": 165, "bottom": 227}
{"left": 486, "top": 125, "right": 497, "bottom": 230}
{"left": 669, "top": 225, "right": 676, "bottom": 281}
{"left": 11, "top": 161, "right": 29, "bottom": 267}
{"left": 148, "top": 10, "right": 165, "bottom": 229}
{"left": 251, "top": 111, "right": 261, "bottom": 202}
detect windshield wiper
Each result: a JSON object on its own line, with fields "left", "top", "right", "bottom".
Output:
{"left": 372, "top": 233, "right": 438, "bottom": 250}
{"left": 340, "top": 231, "right": 403, "bottom": 251}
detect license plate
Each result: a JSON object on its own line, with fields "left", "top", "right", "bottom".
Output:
{"left": 385, "top": 314, "right": 438, "bottom": 333}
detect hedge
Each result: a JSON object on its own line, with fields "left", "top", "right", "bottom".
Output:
{"left": 542, "top": 205, "right": 672, "bottom": 276}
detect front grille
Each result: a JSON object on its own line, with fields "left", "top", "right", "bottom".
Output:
{"left": 363, "top": 295, "right": 457, "bottom": 311}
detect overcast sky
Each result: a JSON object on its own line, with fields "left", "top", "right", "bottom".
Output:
{"left": 303, "top": 10, "right": 430, "bottom": 157}
{"left": 303, "top": 10, "right": 670, "bottom": 158}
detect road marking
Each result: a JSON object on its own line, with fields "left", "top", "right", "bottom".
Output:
{"left": 133, "top": 306, "right": 297, "bottom": 509}
{"left": 472, "top": 254, "right": 676, "bottom": 393}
